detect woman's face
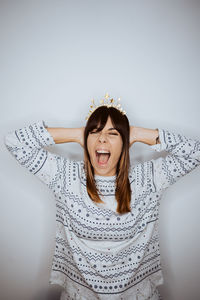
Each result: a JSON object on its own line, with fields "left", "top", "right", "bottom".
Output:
{"left": 87, "top": 116, "right": 123, "bottom": 176}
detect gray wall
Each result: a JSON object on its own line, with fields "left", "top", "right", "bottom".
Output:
{"left": 1, "top": 1, "right": 200, "bottom": 299}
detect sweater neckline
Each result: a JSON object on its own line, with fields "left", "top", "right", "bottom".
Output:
{"left": 94, "top": 174, "right": 116, "bottom": 181}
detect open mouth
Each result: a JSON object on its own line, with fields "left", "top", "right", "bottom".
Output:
{"left": 95, "top": 150, "right": 111, "bottom": 165}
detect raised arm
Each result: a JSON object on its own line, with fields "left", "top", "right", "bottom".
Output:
{"left": 151, "top": 128, "right": 200, "bottom": 191}
{"left": 4, "top": 120, "right": 85, "bottom": 189}
{"left": 130, "top": 125, "right": 200, "bottom": 192}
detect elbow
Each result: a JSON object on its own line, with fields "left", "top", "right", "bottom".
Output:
{"left": 3, "top": 132, "right": 18, "bottom": 149}
{"left": 3, "top": 134, "right": 10, "bottom": 147}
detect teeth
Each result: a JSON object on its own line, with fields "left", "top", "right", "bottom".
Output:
{"left": 96, "top": 150, "right": 110, "bottom": 154}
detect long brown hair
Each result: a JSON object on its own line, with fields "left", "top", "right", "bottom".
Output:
{"left": 84, "top": 106, "right": 131, "bottom": 214}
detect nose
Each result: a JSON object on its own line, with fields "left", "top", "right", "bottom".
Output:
{"left": 98, "top": 132, "right": 107, "bottom": 143}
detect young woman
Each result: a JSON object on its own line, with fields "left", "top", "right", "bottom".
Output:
{"left": 4, "top": 101, "right": 200, "bottom": 300}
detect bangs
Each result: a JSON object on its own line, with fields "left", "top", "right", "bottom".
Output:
{"left": 86, "top": 106, "right": 126, "bottom": 137}
{"left": 86, "top": 108, "right": 109, "bottom": 133}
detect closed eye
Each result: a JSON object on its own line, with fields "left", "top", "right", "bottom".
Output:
{"left": 90, "top": 130, "right": 118, "bottom": 135}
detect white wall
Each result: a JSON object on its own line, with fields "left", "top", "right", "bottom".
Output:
{"left": 1, "top": 1, "right": 200, "bottom": 299}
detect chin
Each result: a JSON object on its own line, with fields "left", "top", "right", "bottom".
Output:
{"left": 94, "top": 167, "right": 116, "bottom": 176}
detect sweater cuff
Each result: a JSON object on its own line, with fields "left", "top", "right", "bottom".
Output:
{"left": 149, "top": 129, "right": 167, "bottom": 152}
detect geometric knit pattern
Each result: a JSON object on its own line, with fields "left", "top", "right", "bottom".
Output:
{"left": 4, "top": 120, "right": 200, "bottom": 300}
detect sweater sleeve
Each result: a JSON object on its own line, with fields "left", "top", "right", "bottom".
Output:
{"left": 150, "top": 128, "right": 200, "bottom": 192}
{"left": 4, "top": 120, "right": 64, "bottom": 189}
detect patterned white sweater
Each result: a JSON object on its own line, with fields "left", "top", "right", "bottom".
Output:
{"left": 4, "top": 121, "right": 200, "bottom": 300}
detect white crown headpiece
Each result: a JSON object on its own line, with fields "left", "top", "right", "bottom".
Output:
{"left": 85, "top": 93, "right": 126, "bottom": 121}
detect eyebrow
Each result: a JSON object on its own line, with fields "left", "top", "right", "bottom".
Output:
{"left": 94, "top": 127, "right": 118, "bottom": 131}
{"left": 107, "top": 128, "right": 118, "bottom": 131}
